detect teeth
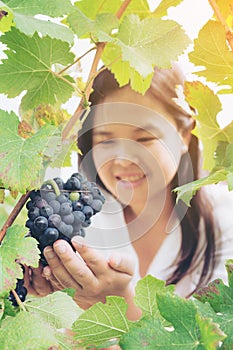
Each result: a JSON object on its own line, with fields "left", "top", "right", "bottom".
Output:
{"left": 118, "top": 175, "right": 144, "bottom": 182}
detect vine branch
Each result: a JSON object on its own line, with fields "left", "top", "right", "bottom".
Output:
{"left": 61, "top": 0, "right": 132, "bottom": 141}
{"left": 208, "top": 0, "right": 233, "bottom": 51}
{"left": 0, "top": 192, "right": 31, "bottom": 243}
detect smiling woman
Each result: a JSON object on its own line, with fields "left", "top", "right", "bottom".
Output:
{"left": 27, "top": 64, "right": 233, "bottom": 321}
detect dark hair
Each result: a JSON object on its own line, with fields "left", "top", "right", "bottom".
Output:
{"left": 78, "top": 66, "right": 217, "bottom": 294}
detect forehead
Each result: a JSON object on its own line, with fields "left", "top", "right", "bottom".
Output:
{"left": 91, "top": 101, "right": 177, "bottom": 133}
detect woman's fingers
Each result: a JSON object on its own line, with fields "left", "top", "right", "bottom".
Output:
{"left": 44, "top": 240, "right": 97, "bottom": 290}
{"left": 108, "top": 252, "right": 135, "bottom": 276}
{"left": 71, "top": 237, "right": 108, "bottom": 275}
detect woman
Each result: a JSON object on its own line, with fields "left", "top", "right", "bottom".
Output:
{"left": 26, "top": 65, "right": 233, "bottom": 320}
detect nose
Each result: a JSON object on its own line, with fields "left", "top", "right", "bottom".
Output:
{"left": 112, "top": 140, "right": 139, "bottom": 166}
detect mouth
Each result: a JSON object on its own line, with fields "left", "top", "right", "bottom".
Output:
{"left": 115, "top": 173, "right": 145, "bottom": 187}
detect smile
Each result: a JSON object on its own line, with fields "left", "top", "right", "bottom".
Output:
{"left": 116, "top": 174, "right": 145, "bottom": 182}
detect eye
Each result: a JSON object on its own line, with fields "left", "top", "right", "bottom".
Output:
{"left": 94, "top": 139, "right": 115, "bottom": 146}
{"left": 137, "top": 136, "right": 158, "bottom": 143}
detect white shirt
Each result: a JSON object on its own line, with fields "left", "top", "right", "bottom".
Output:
{"left": 85, "top": 184, "right": 233, "bottom": 297}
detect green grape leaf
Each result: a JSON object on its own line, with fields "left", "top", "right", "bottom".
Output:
{"left": 153, "top": 0, "right": 184, "bottom": 17}
{"left": 189, "top": 20, "right": 233, "bottom": 91}
{"left": 70, "top": 0, "right": 151, "bottom": 23}
{"left": 184, "top": 81, "right": 230, "bottom": 170}
{"left": 173, "top": 168, "right": 229, "bottom": 206}
{"left": 1, "top": 0, "right": 73, "bottom": 17}
{"left": 25, "top": 291, "right": 83, "bottom": 329}
{"left": 102, "top": 43, "right": 153, "bottom": 94}
{"left": 116, "top": 14, "right": 190, "bottom": 78}
{"left": 0, "top": 110, "right": 62, "bottom": 192}
{"left": 0, "top": 312, "right": 59, "bottom": 349}
{"left": 67, "top": 9, "right": 118, "bottom": 41}
{"left": 72, "top": 296, "right": 129, "bottom": 348}
{"left": 0, "top": 0, "right": 74, "bottom": 42}
{"left": 196, "top": 314, "right": 226, "bottom": 350}
{"left": 194, "top": 261, "right": 233, "bottom": 349}
{"left": 0, "top": 5, "right": 14, "bottom": 33}
{"left": 0, "top": 27, "right": 75, "bottom": 111}
{"left": 14, "top": 15, "right": 74, "bottom": 43}
{"left": 134, "top": 274, "right": 175, "bottom": 317}
{"left": 0, "top": 225, "right": 39, "bottom": 297}
{"left": 120, "top": 295, "right": 225, "bottom": 349}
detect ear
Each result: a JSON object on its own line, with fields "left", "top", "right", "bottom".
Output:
{"left": 180, "top": 119, "right": 195, "bottom": 155}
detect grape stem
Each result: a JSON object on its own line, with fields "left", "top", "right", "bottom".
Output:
{"left": 61, "top": 0, "right": 132, "bottom": 141}
{"left": 11, "top": 289, "right": 27, "bottom": 311}
{"left": 208, "top": 0, "right": 233, "bottom": 51}
{"left": 44, "top": 179, "right": 61, "bottom": 196}
{"left": 0, "top": 192, "right": 31, "bottom": 243}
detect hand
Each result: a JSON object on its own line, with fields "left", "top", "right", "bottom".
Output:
{"left": 42, "top": 237, "right": 135, "bottom": 311}
{"left": 23, "top": 264, "right": 55, "bottom": 297}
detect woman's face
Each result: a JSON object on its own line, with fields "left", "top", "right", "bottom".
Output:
{"left": 90, "top": 86, "right": 190, "bottom": 210}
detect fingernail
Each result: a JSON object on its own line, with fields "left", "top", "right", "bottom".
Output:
{"left": 44, "top": 247, "right": 55, "bottom": 259}
{"left": 55, "top": 243, "right": 67, "bottom": 254}
{"left": 43, "top": 266, "right": 51, "bottom": 277}
{"left": 71, "top": 236, "right": 85, "bottom": 249}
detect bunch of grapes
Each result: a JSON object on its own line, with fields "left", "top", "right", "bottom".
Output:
{"left": 25, "top": 172, "right": 105, "bottom": 266}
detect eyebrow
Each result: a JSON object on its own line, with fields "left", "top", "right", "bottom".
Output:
{"left": 92, "top": 124, "right": 163, "bottom": 136}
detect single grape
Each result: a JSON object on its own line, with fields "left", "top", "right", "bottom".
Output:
{"left": 49, "top": 199, "right": 60, "bottom": 214}
{"left": 60, "top": 201, "right": 72, "bottom": 215}
{"left": 63, "top": 213, "right": 74, "bottom": 225}
{"left": 48, "top": 214, "right": 62, "bottom": 228}
{"left": 81, "top": 193, "right": 93, "bottom": 205}
{"left": 91, "top": 199, "right": 103, "bottom": 213}
{"left": 39, "top": 227, "right": 59, "bottom": 245}
{"left": 43, "top": 191, "right": 56, "bottom": 203}
{"left": 64, "top": 177, "right": 81, "bottom": 190}
{"left": 34, "top": 197, "right": 48, "bottom": 209}
{"left": 28, "top": 207, "right": 40, "bottom": 220}
{"left": 34, "top": 216, "right": 48, "bottom": 232}
{"left": 58, "top": 222, "right": 73, "bottom": 237}
{"left": 40, "top": 205, "right": 54, "bottom": 218}
{"left": 69, "top": 191, "right": 80, "bottom": 202}
{"left": 73, "top": 210, "right": 85, "bottom": 224}
{"left": 56, "top": 193, "right": 69, "bottom": 204}
{"left": 72, "top": 200, "right": 84, "bottom": 211}
{"left": 82, "top": 205, "right": 94, "bottom": 220}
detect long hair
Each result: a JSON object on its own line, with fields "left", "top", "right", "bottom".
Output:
{"left": 78, "top": 66, "right": 217, "bottom": 294}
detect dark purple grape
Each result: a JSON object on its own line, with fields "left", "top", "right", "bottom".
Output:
{"left": 28, "top": 207, "right": 40, "bottom": 220}
{"left": 40, "top": 205, "right": 54, "bottom": 218}
{"left": 26, "top": 200, "right": 34, "bottom": 210}
{"left": 48, "top": 214, "right": 62, "bottom": 228}
{"left": 63, "top": 213, "right": 74, "bottom": 225}
{"left": 92, "top": 186, "right": 105, "bottom": 203}
{"left": 58, "top": 222, "right": 73, "bottom": 237}
{"left": 34, "top": 216, "right": 48, "bottom": 232}
{"left": 82, "top": 205, "right": 94, "bottom": 220}
{"left": 81, "top": 193, "right": 93, "bottom": 205}
{"left": 91, "top": 199, "right": 103, "bottom": 213}
{"left": 73, "top": 211, "right": 85, "bottom": 224}
{"left": 60, "top": 201, "right": 72, "bottom": 215}
{"left": 72, "top": 200, "right": 84, "bottom": 211}
{"left": 39, "top": 228, "right": 59, "bottom": 245}
{"left": 49, "top": 199, "right": 60, "bottom": 214}
{"left": 34, "top": 197, "right": 48, "bottom": 209}
{"left": 56, "top": 193, "right": 69, "bottom": 204}
{"left": 64, "top": 177, "right": 81, "bottom": 190}
{"left": 43, "top": 192, "right": 56, "bottom": 203}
